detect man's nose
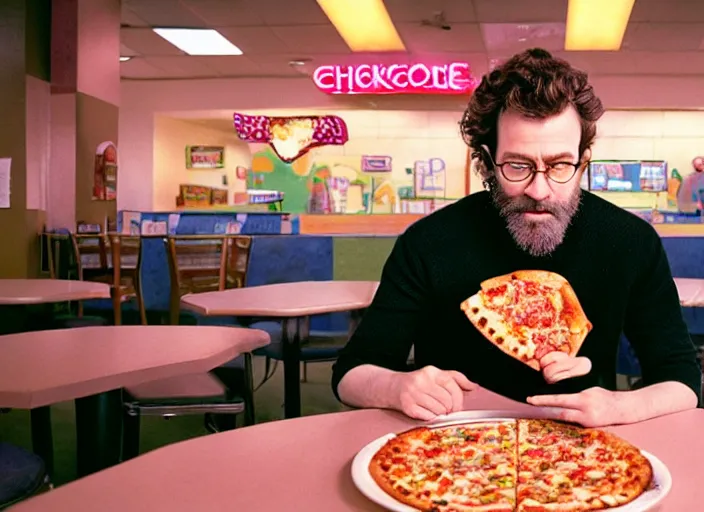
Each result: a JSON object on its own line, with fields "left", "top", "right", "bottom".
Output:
{"left": 523, "top": 172, "right": 551, "bottom": 202}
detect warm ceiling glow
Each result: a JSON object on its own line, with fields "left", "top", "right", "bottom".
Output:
{"left": 565, "top": 0, "right": 635, "bottom": 50}
{"left": 316, "top": 0, "right": 405, "bottom": 52}
{"left": 153, "top": 28, "right": 243, "bottom": 55}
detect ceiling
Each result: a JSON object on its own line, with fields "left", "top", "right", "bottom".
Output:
{"left": 121, "top": 0, "right": 704, "bottom": 80}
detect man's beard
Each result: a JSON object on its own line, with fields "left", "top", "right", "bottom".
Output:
{"left": 490, "top": 180, "right": 581, "bottom": 257}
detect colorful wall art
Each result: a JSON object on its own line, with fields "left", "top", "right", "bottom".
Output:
{"left": 233, "top": 113, "right": 349, "bottom": 162}
{"left": 246, "top": 145, "right": 457, "bottom": 215}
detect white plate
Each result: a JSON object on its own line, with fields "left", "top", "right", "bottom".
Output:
{"left": 352, "top": 411, "right": 671, "bottom": 512}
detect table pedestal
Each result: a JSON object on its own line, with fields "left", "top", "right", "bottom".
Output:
{"left": 75, "top": 389, "right": 123, "bottom": 477}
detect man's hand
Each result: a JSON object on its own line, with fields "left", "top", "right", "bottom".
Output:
{"left": 391, "top": 365, "right": 477, "bottom": 421}
{"left": 527, "top": 387, "right": 626, "bottom": 427}
{"left": 539, "top": 352, "right": 592, "bottom": 384}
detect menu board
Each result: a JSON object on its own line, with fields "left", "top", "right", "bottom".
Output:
{"left": 588, "top": 160, "right": 667, "bottom": 192}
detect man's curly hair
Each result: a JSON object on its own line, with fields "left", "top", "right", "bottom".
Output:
{"left": 460, "top": 48, "right": 604, "bottom": 181}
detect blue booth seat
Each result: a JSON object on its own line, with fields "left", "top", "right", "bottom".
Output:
{"left": 0, "top": 443, "right": 50, "bottom": 509}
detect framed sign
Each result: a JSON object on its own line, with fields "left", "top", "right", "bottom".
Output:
{"left": 186, "top": 146, "right": 225, "bottom": 169}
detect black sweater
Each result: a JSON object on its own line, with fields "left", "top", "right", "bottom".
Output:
{"left": 332, "top": 191, "right": 702, "bottom": 403}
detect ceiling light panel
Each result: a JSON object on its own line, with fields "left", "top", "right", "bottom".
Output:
{"left": 153, "top": 28, "right": 243, "bottom": 56}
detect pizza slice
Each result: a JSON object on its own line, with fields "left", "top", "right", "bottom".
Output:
{"left": 460, "top": 270, "right": 592, "bottom": 370}
{"left": 516, "top": 419, "right": 652, "bottom": 511}
{"left": 369, "top": 422, "right": 519, "bottom": 511}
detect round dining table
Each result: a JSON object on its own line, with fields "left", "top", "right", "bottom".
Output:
{"left": 181, "top": 280, "right": 379, "bottom": 419}
{"left": 0, "top": 325, "right": 269, "bottom": 478}
{"left": 10, "top": 388, "right": 703, "bottom": 511}
{"left": 0, "top": 279, "right": 110, "bottom": 305}
{"left": 674, "top": 277, "right": 704, "bottom": 308}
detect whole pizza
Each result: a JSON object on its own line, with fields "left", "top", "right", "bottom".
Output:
{"left": 369, "top": 419, "right": 652, "bottom": 512}
{"left": 461, "top": 271, "right": 592, "bottom": 370}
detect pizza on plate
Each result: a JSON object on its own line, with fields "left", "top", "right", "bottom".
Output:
{"left": 460, "top": 271, "right": 592, "bottom": 370}
{"left": 368, "top": 419, "right": 652, "bottom": 512}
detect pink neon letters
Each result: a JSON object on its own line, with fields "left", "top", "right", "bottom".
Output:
{"left": 313, "top": 63, "right": 475, "bottom": 95}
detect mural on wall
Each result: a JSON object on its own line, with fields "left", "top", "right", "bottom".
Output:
{"left": 92, "top": 141, "right": 118, "bottom": 201}
{"left": 361, "top": 155, "right": 393, "bottom": 172}
{"left": 246, "top": 145, "right": 456, "bottom": 215}
{"left": 413, "top": 158, "right": 447, "bottom": 198}
{"left": 233, "top": 113, "right": 349, "bottom": 162}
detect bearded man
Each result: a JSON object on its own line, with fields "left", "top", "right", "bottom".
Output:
{"left": 331, "top": 48, "right": 700, "bottom": 427}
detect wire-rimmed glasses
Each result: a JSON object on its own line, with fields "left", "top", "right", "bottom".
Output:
{"left": 480, "top": 145, "right": 585, "bottom": 184}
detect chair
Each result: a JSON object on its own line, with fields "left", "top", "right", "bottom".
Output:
{"left": 617, "top": 335, "right": 643, "bottom": 390}
{"left": 0, "top": 443, "right": 51, "bottom": 510}
{"left": 121, "top": 235, "right": 260, "bottom": 460}
{"left": 42, "top": 232, "right": 107, "bottom": 329}
{"left": 69, "top": 233, "right": 147, "bottom": 326}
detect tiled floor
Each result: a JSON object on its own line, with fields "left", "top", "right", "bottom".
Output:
{"left": 0, "top": 358, "right": 345, "bottom": 486}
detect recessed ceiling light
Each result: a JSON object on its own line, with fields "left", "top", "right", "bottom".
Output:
{"left": 316, "top": 0, "right": 405, "bottom": 52}
{"left": 120, "top": 56, "right": 132, "bottom": 62}
{"left": 289, "top": 59, "right": 312, "bottom": 66}
{"left": 565, "top": 0, "right": 635, "bottom": 50}
{"left": 153, "top": 28, "right": 243, "bottom": 56}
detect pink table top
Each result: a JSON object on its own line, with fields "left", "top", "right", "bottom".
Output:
{"left": 181, "top": 280, "right": 379, "bottom": 317}
{"left": 674, "top": 277, "right": 704, "bottom": 308}
{"left": 12, "top": 388, "right": 704, "bottom": 511}
{"left": 0, "top": 279, "right": 110, "bottom": 305}
{"left": 0, "top": 326, "right": 270, "bottom": 409}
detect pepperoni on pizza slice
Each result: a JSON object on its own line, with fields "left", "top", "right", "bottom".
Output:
{"left": 460, "top": 270, "right": 592, "bottom": 371}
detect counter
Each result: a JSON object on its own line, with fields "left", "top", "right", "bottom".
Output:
{"left": 116, "top": 210, "right": 704, "bottom": 336}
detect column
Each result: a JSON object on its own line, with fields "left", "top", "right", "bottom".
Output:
{"left": 0, "top": 0, "right": 51, "bottom": 277}
{"left": 49, "top": 0, "right": 121, "bottom": 231}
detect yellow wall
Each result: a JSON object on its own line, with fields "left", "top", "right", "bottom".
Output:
{"left": 152, "top": 116, "right": 251, "bottom": 210}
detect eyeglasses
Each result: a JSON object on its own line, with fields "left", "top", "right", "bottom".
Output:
{"left": 480, "top": 145, "right": 585, "bottom": 184}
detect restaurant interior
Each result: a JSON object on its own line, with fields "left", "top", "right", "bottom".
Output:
{"left": 1, "top": 0, "right": 704, "bottom": 510}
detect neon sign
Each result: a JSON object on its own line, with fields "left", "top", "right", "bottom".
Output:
{"left": 313, "top": 63, "right": 476, "bottom": 95}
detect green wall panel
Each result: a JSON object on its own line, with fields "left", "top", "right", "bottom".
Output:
{"left": 333, "top": 236, "right": 396, "bottom": 281}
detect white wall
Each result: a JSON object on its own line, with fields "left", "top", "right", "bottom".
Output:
{"left": 25, "top": 75, "right": 50, "bottom": 212}
{"left": 153, "top": 117, "right": 250, "bottom": 211}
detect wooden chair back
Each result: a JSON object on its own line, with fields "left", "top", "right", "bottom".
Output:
{"left": 67, "top": 233, "right": 146, "bottom": 325}
{"left": 164, "top": 235, "right": 252, "bottom": 325}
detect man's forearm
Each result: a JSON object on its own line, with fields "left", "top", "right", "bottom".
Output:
{"left": 620, "top": 381, "right": 699, "bottom": 424}
{"left": 336, "top": 364, "right": 402, "bottom": 410}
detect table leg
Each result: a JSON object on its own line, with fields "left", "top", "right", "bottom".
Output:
{"left": 282, "top": 317, "right": 304, "bottom": 419}
{"left": 349, "top": 308, "right": 365, "bottom": 334}
{"left": 30, "top": 406, "right": 54, "bottom": 478}
{"left": 75, "top": 389, "right": 123, "bottom": 477}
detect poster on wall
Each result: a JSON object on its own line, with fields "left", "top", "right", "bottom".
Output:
{"left": 179, "top": 184, "right": 211, "bottom": 207}
{"left": 186, "top": 146, "right": 225, "bottom": 169}
{"left": 92, "top": 141, "right": 117, "bottom": 201}
{"left": 233, "top": 113, "right": 349, "bottom": 163}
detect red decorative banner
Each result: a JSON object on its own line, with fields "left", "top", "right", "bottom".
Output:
{"left": 313, "top": 62, "right": 477, "bottom": 95}
{"left": 233, "top": 113, "right": 349, "bottom": 163}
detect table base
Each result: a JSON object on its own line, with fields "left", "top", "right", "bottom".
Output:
{"left": 30, "top": 407, "right": 53, "bottom": 478}
{"left": 75, "top": 389, "right": 123, "bottom": 477}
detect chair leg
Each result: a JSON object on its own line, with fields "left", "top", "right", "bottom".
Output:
{"left": 244, "top": 353, "right": 256, "bottom": 426}
{"left": 122, "top": 408, "right": 141, "bottom": 461}
{"left": 301, "top": 362, "right": 308, "bottom": 383}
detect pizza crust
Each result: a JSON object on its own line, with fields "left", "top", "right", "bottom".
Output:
{"left": 462, "top": 271, "right": 592, "bottom": 370}
{"left": 461, "top": 294, "right": 540, "bottom": 370}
